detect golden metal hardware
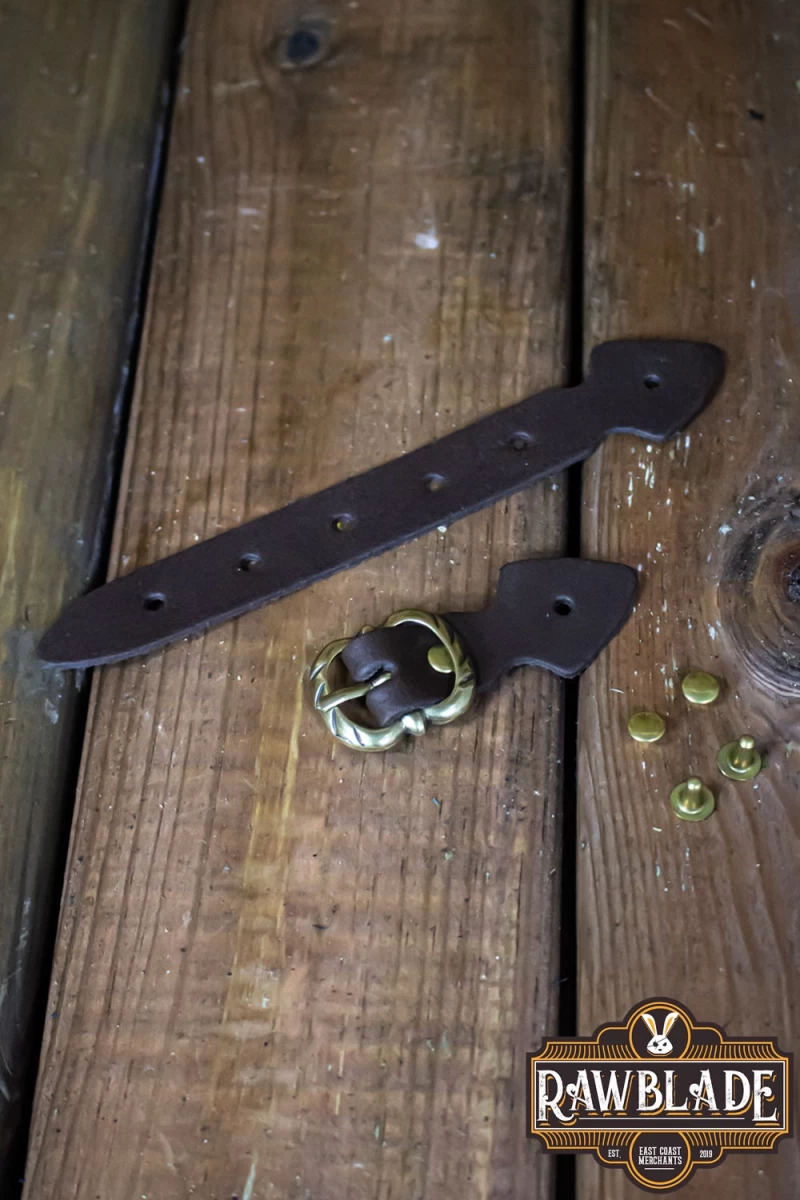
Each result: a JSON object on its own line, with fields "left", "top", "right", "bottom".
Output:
{"left": 717, "top": 734, "right": 762, "bottom": 781}
{"left": 670, "top": 776, "right": 715, "bottom": 821}
{"left": 310, "top": 609, "right": 476, "bottom": 751}
{"left": 627, "top": 711, "right": 666, "bottom": 743}
{"left": 681, "top": 671, "right": 720, "bottom": 705}
{"left": 427, "top": 644, "right": 453, "bottom": 674}
{"left": 315, "top": 670, "right": 392, "bottom": 713}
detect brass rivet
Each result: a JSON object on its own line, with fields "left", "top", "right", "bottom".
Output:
{"left": 670, "top": 776, "right": 715, "bottom": 821}
{"left": 627, "top": 711, "right": 666, "bottom": 743}
{"left": 427, "top": 644, "right": 454, "bottom": 675}
{"left": 681, "top": 671, "right": 720, "bottom": 705}
{"left": 718, "top": 734, "right": 762, "bottom": 780}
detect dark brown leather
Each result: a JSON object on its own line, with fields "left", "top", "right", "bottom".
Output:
{"left": 341, "top": 558, "right": 638, "bottom": 727}
{"left": 341, "top": 624, "right": 448, "bottom": 721}
{"left": 39, "top": 340, "right": 723, "bottom": 668}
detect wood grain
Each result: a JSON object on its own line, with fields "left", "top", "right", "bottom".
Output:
{"left": 23, "top": 1, "right": 573, "bottom": 1196}
{"left": 0, "top": 0, "right": 181, "bottom": 1179}
{"left": 579, "top": 0, "right": 800, "bottom": 1195}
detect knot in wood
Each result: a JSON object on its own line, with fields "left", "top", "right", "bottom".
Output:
{"left": 720, "top": 500, "right": 800, "bottom": 698}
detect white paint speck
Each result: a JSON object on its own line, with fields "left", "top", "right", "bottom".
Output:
{"left": 242, "top": 1159, "right": 258, "bottom": 1200}
{"left": 196, "top": 155, "right": 206, "bottom": 164}
{"left": 719, "top": 523, "right": 732, "bottom": 535}
{"left": 415, "top": 227, "right": 439, "bottom": 250}
{"left": 695, "top": 228, "right": 706, "bottom": 254}
{"left": 707, "top": 624, "right": 717, "bottom": 640}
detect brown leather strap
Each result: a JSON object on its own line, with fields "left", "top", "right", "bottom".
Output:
{"left": 39, "top": 339, "right": 723, "bottom": 668}
{"left": 341, "top": 559, "right": 638, "bottom": 726}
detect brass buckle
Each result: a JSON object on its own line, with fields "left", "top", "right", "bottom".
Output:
{"left": 310, "top": 609, "right": 476, "bottom": 751}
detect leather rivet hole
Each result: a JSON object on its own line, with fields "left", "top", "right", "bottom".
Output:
{"left": 643, "top": 373, "right": 662, "bottom": 390}
{"left": 276, "top": 22, "right": 330, "bottom": 70}
{"left": 287, "top": 27, "right": 320, "bottom": 61}
{"left": 238, "top": 553, "right": 261, "bottom": 572}
{"left": 424, "top": 473, "right": 447, "bottom": 492}
{"left": 508, "top": 432, "right": 533, "bottom": 451}
{"left": 144, "top": 593, "right": 166, "bottom": 612}
{"left": 553, "top": 596, "right": 574, "bottom": 616}
{"left": 332, "top": 513, "right": 355, "bottom": 532}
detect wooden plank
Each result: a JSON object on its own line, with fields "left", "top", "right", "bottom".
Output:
{"left": 23, "top": 1, "right": 573, "bottom": 1196}
{"left": 0, "top": 0, "right": 181, "bottom": 1180}
{"left": 579, "top": 0, "right": 800, "bottom": 1194}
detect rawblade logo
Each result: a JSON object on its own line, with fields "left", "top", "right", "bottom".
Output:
{"left": 527, "top": 999, "right": 792, "bottom": 1191}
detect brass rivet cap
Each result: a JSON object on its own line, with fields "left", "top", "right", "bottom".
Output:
{"left": 670, "top": 776, "right": 715, "bottom": 821}
{"left": 718, "top": 735, "right": 762, "bottom": 780}
{"left": 681, "top": 671, "right": 720, "bottom": 705}
{"left": 627, "top": 711, "right": 666, "bottom": 743}
{"left": 427, "top": 644, "right": 454, "bottom": 674}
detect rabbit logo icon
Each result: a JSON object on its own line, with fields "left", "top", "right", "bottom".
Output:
{"left": 640, "top": 1010, "right": 679, "bottom": 1055}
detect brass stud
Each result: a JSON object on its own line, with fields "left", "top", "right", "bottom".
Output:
{"left": 427, "top": 644, "right": 454, "bottom": 675}
{"left": 718, "top": 735, "right": 762, "bottom": 781}
{"left": 681, "top": 671, "right": 720, "bottom": 705}
{"left": 627, "top": 711, "right": 666, "bottom": 743}
{"left": 670, "top": 776, "right": 715, "bottom": 821}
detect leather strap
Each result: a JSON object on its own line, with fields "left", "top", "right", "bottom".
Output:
{"left": 341, "top": 559, "right": 638, "bottom": 726}
{"left": 39, "top": 339, "right": 723, "bottom": 668}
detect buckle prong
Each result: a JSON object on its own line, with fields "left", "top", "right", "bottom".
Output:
{"left": 315, "top": 670, "right": 393, "bottom": 714}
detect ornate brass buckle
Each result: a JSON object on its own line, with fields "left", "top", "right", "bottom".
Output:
{"left": 310, "top": 609, "right": 475, "bottom": 751}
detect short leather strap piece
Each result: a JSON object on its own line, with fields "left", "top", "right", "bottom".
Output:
{"left": 39, "top": 339, "right": 723, "bottom": 668}
{"left": 340, "top": 559, "right": 638, "bottom": 727}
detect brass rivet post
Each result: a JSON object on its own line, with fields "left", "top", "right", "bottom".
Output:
{"left": 681, "top": 671, "right": 720, "bottom": 705}
{"left": 627, "top": 711, "right": 666, "bottom": 743}
{"left": 428, "top": 644, "right": 454, "bottom": 675}
{"left": 670, "top": 776, "right": 715, "bottom": 821}
{"left": 718, "top": 734, "right": 762, "bottom": 781}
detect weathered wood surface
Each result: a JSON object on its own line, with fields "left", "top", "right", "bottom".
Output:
{"left": 579, "top": 0, "right": 800, "bottom": 1194}
{"left": 0, "top": 0, "right": 180, "bottom": 1181}
{"left": 23, "top": 1, "right": 573, "bottom": 1196}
